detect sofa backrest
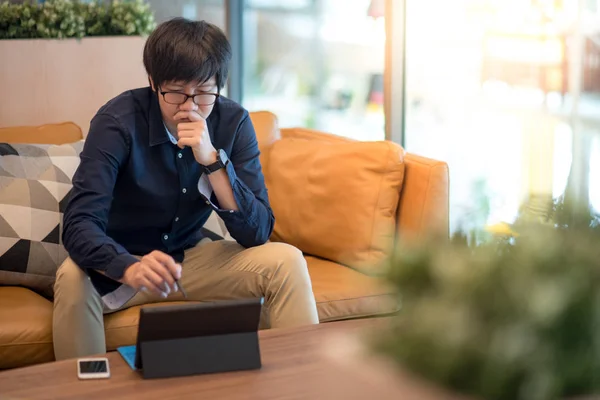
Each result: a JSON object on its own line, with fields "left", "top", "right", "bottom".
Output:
{"left": 0, "top": 113, "right": 449, "bottom": 268}
{"left": 248, "top": 111, "right": 449, "bottom": 242}
{"left": 246, "top": 111, "right": 280, "bottom": 174}
{"left": 0, "top": 122, "right": 83, "bottom": 145}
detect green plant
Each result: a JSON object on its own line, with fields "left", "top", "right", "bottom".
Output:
{"left": 0, "top": 1, "right": 40, "bottom": 38}
{"left": 0, "top": 0, "right": 155, "bottom": 40}
{"left": 89, "top": 0, "right": 155, "bottom": 36}
{"left": 373, "top": 203, "right": 600, "bottom": 400}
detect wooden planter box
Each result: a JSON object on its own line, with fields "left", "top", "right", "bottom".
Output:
{"left": 0, "top": 37, "right": 148, "bottom": 135}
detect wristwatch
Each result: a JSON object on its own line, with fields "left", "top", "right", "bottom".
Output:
{"left": 203, "top": 149, "right": 229, "bottom": 175}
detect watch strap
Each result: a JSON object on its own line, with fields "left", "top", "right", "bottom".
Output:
{"left": 203, "top": 150, "right": 228, "bottom": 174}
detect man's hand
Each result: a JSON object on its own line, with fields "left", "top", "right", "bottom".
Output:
{"left": 175, "top": 110, "right": 217, "bottom": 166}
{"left": 120, "top": 250, "right": 182, "bottom": 298}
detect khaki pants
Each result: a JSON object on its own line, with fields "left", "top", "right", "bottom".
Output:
{"left": 52, "top": 240, "right": 319, "bottom": 360}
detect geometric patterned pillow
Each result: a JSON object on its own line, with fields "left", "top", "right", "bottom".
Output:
{"left": 203, "top": 211, "right": 234, "bottom": 242}
{"left": 0, "top": 141, "right": 83, "bottom": 298}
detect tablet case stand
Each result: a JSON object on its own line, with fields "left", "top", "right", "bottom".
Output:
{"left": 134, "top": 298, "right": 264, "bottom": 379}
{"left": 139, "top": 331, "right": 261, "bottom": 379}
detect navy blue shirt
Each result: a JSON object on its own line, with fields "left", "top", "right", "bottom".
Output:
{"left": 62, "top": 87, "right": 274, "bottom": 292}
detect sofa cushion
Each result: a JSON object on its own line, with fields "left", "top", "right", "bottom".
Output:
{"left": 0, "top": 287, "right": 54, "bottom": 369}
{"left": 266, "top": 134, "right": 405, "bottom": 273}
{"left": 104, "top": 301, "right": 193, "bottom": 351}
{"left": 0, "top": 141, "right": 83, "bottom": 298}
{"left": 0, "top": 122, "right": 83, "bottom": 145}
{"left": 306, "top": 256, "right": 399, "bottom": 322}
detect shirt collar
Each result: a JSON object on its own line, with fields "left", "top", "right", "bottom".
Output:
{"left": 164, "top": 123, "right": 178, "bottom": 145}
{"left": 148, "top": 90, "right": 171, "bottom": 147}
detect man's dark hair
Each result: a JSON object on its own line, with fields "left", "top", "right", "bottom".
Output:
{"left": 143, "top": 18, "right": 231, "bottom": 91}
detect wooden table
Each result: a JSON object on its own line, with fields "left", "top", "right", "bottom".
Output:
{"left": 0, "top": 319, "right": 465, "bottom": 400}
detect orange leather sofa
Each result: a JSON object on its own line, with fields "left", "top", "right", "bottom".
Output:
{"left": 0, "top": 111, "right": 449, "bottom": 369}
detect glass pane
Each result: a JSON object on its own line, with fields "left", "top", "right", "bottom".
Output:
{"left": 147, "top": 0, "right": 225, "bottom": 28}
{"left": 243, "top": 0, "right": 386, "bottom": 141}
{"left": 404, "top": 0, "right": 600, "bottom": 235}
{"left": 247, "top": 0, "right": 312, "bottom": 9}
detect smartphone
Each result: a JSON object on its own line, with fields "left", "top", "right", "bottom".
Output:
{"left": 77, "top": 357, "right": 111, "bottom": 380}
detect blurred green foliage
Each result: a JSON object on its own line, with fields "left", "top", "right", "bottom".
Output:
{"left": 0, "top": 0, "right": 155, "bottom": 39}
{"left": 374, "top": 199, "right": 600, "bottom": 400}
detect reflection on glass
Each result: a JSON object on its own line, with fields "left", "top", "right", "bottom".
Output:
{"left": 242, "top": 0, "right": 385, "bottom": 141}
{"left": 147, "top": 0, "right": 225, "bottom": 27}
{"left": 404, "top": 0, "right": 600, "bottom": 233}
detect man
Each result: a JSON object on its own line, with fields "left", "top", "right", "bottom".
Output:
{"left": 53, "top": 18, "right": 319, "bottom": 360}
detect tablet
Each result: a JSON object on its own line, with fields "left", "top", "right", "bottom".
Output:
{"left": 134, "top": 297, "right": 263, "bottom": 370}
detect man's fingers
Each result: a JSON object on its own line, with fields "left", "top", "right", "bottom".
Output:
{"left": 150, "top": 250, "right": 176, "bottom": 266}
{"left": 177, "top": 138, "right": 200, "bottom": 149}
{"left": 176, "top": 122, "right": 201, "bottom": 132}
{"left": 176, "top": 128, "right": 202, "bottom": 139}
{"left": 151, "top": 251, "right": 182, "bottom": 279}
{"left": 140, "top": 275, "right": 165, "bottom": 297}
{"left": 147, "top": 260, "right": 177, "bottom": 293}
{"left": 173, "top": 110, "right": 192, "bottom": 121}
{"left": 174, "top": 110, "right": 203, "bottom": 122}
{"left": 144, "top": 267, "right": 170, "bottom": 295}
{"left": 146, "top": 258, "right": 175, "bottom": 291}
{"left": 176, "top": 124, "right": 194, "bottom": 134}
{"left": 186, "top": 111, "right": 203, "bottom": 122}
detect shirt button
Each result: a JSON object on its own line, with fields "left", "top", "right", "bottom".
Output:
{"left": 175, "top": 217, "right": 179, "bottom": 222}
{"left": 163, "top": 234, "right": 169, "bottom": 240}
{"left": 178, "top": 153, "right": 183, "bottom": 159}
{"left": 205, "top": 200, "right": 210, "bottom": 205}
{"left": 182, "top": 188, "right": 187, "bottom": 194}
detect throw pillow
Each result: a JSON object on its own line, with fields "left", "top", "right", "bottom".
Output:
{"left": 266, "top": 135, "right": 405, "bottom": 274}
{"left": 0, "top": 141, "right": 83, "bottom": 298}
{"left": 203, "top": 211, "right": 234, "bottom": 241}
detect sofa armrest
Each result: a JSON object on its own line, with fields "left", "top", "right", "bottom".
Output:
{"left": 397, "top": 153, "right": 449, "bottom": 240}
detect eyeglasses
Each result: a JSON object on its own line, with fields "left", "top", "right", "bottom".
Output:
{"left": 160, "top": 91, "right": 219, "bottom": 106}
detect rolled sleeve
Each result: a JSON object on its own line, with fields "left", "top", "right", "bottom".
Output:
{"left": 197, "top": 114, "right": 274, "bottom": 247}
{"left": 197, "top": 161, "right": 258, "bottom": 219}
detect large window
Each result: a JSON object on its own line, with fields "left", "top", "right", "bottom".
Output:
{"left": 142, "top": 0, "right": 600, "bottom": 234}
{"left": 403, "top": 0, "right": 600, "bottom": 233}
{"left": 147, "top": 0, "right": 225, "bottom": 28}
{"left": 242, "top": 0, "right": 386, "bottom": 141}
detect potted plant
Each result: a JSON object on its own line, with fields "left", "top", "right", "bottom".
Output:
{"left": 0, "top": 0, "right": 155, "bottom": 39}
{"left": 0, "top": 0, "right": 156, "bottom": 133}
{"left": 370, "top": 200, "right": 600, "bottom": 400}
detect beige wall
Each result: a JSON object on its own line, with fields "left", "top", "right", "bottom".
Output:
{"left": 0, "top": 37, "right": 148, "bottom": 136}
